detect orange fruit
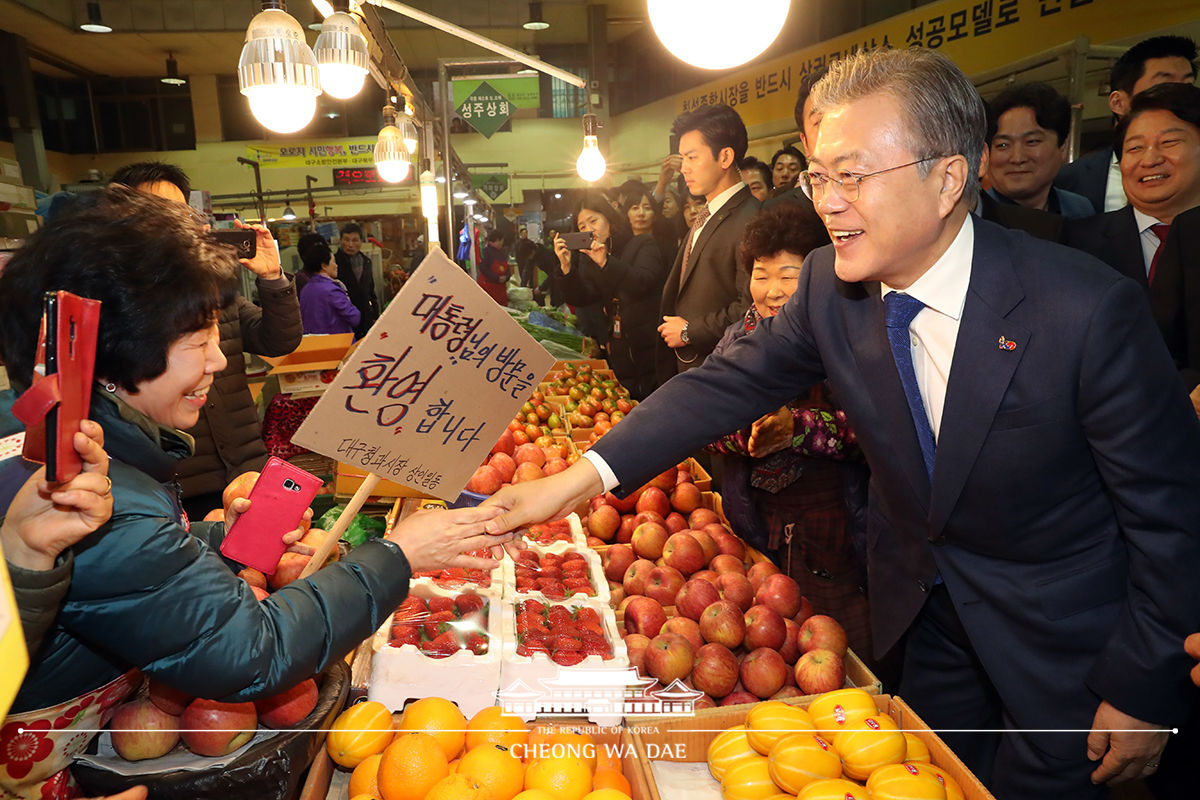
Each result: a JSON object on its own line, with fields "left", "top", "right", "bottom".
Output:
{"left": 917, "top": 763, "right": 964, "bottom": 800}
{"left": 581, "top": 791, "right": 631, "bottom": 800}
{"left": 448, "top": 759, "right": 459, "bottom": 774}
{"left": 706, "top": 726, "right": 758, "bottom": 782}
{"left": 378, "top": 731, "right": 450, "bottom": 800}
{"left": 766, "top": 734, "right": 842, "bottom": 794}
{"left": 592, "top": 768, "right": 631, "bottom": 795}
{"left": 350, "top": 795, "right": 379, "bottom": 800}
{"left": 457, "top": 743, "right": 526, "bottom": 800}
{"left": 348, "top": 753, "right": 383, "bottom": 798}
{"left": 746, "top": 701, "right": 816, "bottom": 755}
{"left": 524, "top": 754, "right": 593, "bottom": 800}
{"left": 424, "top": 773, "right": 491, "bottom": 800}
{"left": 524, "top": 724, "right": 558, "bottom": 763}
{"left": 466, "top": 706, "right": 530, "bottom": 753}
{"left": 904, "top": 733, "right": 931, "bottom": 763}
{"left": 594, "top": 744, "right": 621, "bottom": 773}
{"left": 327, "top": 701, "right": 396, "bottom": 769}
{"left": 719, "top": 756, "right": 779, "bottom": 800}
{"left": 512, "top": 792, "right": 557, "bottom": 800}
{"left": 797, "top": 778, "right": 868, "bottom": 800}
{"left": 864, "top": 762, "right": 947, "bottom": 800}
{"left": 831, "top": 716, "right": 906, "bottom": 781}
{"left": 399, "top": 697, "right": 468, "bottom": 761}
{"left": 546, "top": 728, "right": 597, "bottom": 773}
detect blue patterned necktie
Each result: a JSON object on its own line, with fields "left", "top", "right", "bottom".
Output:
{"left": 884, "top": 292, "right": 936, "bottom": 478}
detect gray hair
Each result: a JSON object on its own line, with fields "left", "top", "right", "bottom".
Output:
{"left": 809, "top": 48, "right": 985, "bottom": 205}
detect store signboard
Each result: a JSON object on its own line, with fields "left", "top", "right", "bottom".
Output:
{"left": 291, "top": 250, "right": 555, "bottom": 502}
{"left": 248, "top": 139, "right": 376, "bottom": 169}
{"left": 673, "top": 0, "right": 1199, "bottom": 130}
{"left": 333, "top": 166, "right": 386, "bottom": 186}
{"left": 476, "top": 174, "right": 509, "bottom": 201}
{"left": 455, "top": 81, "right": 515, "bottom": 139}
{"left": 452, "top": 75, "right": 540, "bottom": 110}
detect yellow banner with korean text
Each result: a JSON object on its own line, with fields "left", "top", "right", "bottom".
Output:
{"left": 675, "top": 0, "right": 1199, "bottom": 130}
{"left": 247, "top": 138, "right": 377, "bottom": 169}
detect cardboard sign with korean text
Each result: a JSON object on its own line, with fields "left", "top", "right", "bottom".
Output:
{"left": 291, "top": 249, "right": 554, "bottom": 502}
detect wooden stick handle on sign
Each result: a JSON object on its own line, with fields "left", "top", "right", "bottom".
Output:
{"left": 298, "top": 473, "right": 382, "bottom": 579}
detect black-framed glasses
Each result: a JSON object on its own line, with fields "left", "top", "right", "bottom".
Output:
{"left": 799, "top": 156, "right": 945, "bottom": 203}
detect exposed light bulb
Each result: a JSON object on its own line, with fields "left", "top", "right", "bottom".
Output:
{"left": 420, "top": 171, "right": 439, "bottom": 220}
{"left": 314, "top": 11, "right": 369, "bottom": 100}
{"left": 238, "top": 5, "right": 322, "bottom": 134}
{"left": 397, "top": 113, "right": 419, "bottom": 155}
{"left": 374, "top": 105, "right": 411, "bottom": 183}
{"left": 282, "top": 202, "right": 297, "bottom": 220}
{"left": 576, "top": 114, "right": 606, "bottom": 183}
{"left": 648, "top": 0, "right": 790, "bottom": 70}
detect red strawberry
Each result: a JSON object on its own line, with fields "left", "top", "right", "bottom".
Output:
{"left": 454, "top": 594, "right": 485, "bottom": 616}
{"left": 576, "top": 607, "right": 601, "bottom": 626}
{"left": 521, "top": 600, "right": 547, "bottom": 616}
{"left": 394, "top": 596, "right": 427, "bottom": 623}
{"left": 547, "top": 606, "right": 572, "bottom": 625}
{"left": 562, "top": 561, "right": 589, "bottom": 576}
{"left": 563, "top": 577, "right": 593, "bottom": 595}
{"left": 389, "top": 625, "right": 420, "bottom": 647}
{"left": 540, "top": 582, "right": 566, "bottom": 600}
{"left": 423, "top": 631, "right": 459, "bottom": 657}
{"left": 466, "top": 632, "right": 488, "bottom": 654}
{"left": 428, "top": 596, "right": 455, "bottom": 615}
{"left": 552, "top": 650, "right": 586, "bottom": 666}
{"left": 582, "top": 639, "right": 611, "bottom": 658}
{"left": 552, "top": 635, "right": 582, "bottom": 652}
{"left": 562, "top": 551, "right": 585, "bottom": 564}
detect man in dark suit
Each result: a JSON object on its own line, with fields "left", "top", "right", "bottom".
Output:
{"left": 486, "top": 48, "right": 1200, "bottom": 799}
{"left": 655, "top": 104, "right": 760, "bottom": 384}
{"left": 335, "top": 222, "right": 380, "bottom": 338}
{"left": 763, "top": 65, "right": 827, "bottom": 213}
{"left": 1064, "top": 82, "right": 1200, "bottom": 415}
{"left": 1055, "top": 35, "right": 1196, "bottom": 213}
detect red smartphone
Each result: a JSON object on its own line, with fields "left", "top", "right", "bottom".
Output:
{"left": 13, "top": 291, "right": 102, "bottom": 482}
{"left": 220, "top": 457, "right": 323, "bottom": 574}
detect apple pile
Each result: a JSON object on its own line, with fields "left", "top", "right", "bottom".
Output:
{"left": 388, "top": 593, "right": 489, "bottom": 658}
{"left": 581, "top": 463, "right": 705, "bottom": 548}
{"left": 410, "top": 548, "right": 495, "bottom": 589}
{"left": 514, "top": 599, "right": 614, "bottom": 665}
{"left": 465, "top": 425, "right": 574, "bottom": 496}
{"left": 512, "top": 548, "right": 597, "bottom": 599}
{"left": 108, "top": 676, "right": 318, "bottom": 761}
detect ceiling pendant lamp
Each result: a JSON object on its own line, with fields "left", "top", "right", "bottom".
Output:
{"left": 313, "top": 2, "right": 369, "bottom": 99}
{"left": 161, "top": 52, "right": 187, "bottom": 86}
{"left": 374, "top": 105, "right": 412, "bottom": 183}
{"left": 523, "top": 2, "right": 550, "bottom": 31}
{"left": 80, "top": 2, "right": 112, "bottom": 33}
{"left": 648, "top": 0, "right": 790, "bottom": 70}
{"left": 237, "top": 1, "right": 322, "bottom": 134}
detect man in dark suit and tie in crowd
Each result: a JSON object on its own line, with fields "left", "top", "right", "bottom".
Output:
{"left": 1055, "top": 35, "right": 1196, "bottom": 213}
{"left": 1065, "top": 83, "right": 1200, "bottom": 422}
{"left": 485, "top": 48, "right": 1200, "bottom": 800}
{"left": 656, "top": 104, "right": 760, "bottom": 385}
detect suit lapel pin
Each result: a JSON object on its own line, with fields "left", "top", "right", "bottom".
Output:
{"left": 998, "top": 336, "right": 1017, "bottom": 351}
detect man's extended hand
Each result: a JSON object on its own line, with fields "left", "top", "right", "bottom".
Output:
{"left": 386, "top": 504, "right": 512, "bottom": 574}
{"left": 483, "top": 460, "right": 605, "bottom": 537}
{"left": 1087, "top": 700, "right": 1170, "bottom": 784}
{"left": 748, "top": 407, "right": 794, "bottom": 458}
{"left": 658, "top": 316, "right": 688, "bottom": 348}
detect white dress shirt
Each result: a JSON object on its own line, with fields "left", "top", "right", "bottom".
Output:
{"left": 1132, "top": 206, "right": 1167, "bottom": 277}
{"left": 1104, "top": 152, "right": 1128, "bottom": 212}
{"left": 583, "top": 215, "right": 977, "bottom": 491}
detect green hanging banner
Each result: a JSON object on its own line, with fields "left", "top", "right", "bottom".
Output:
{"left": 455, "top": 81, "right": 514, "bottom": 139}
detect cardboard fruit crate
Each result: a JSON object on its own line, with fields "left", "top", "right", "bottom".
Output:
{"left": 630, "top": 693, "right": 994, "bottom": 800}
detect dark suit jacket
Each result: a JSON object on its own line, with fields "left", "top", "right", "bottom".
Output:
{"left": 977, "top": 190, "right": 1064, "bottom": 242}
{"left": 335, "top": 249, "right": 380, "bottom": 338}
{"left": 1054, "top": 147, "right": 1114, "bottom": 214}
{"left": 594, "top": 217, "right": 1200, "bottom": 748}
{"left": 1066, "top": 205, "right": 1200, "bottom": 391}
{"left": 657, "top": 185, "right": 760, "bottom": 384}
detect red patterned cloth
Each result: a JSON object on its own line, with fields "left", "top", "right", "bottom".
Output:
{"left": 0, "top": 671, "right": 140, "bottom": 800}
{"left": 261, "top": 393, "right": 320, "bottom": 460}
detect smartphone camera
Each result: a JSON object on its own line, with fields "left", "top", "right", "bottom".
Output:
{"left": 283, "top": 478, "right": 301, "bottom": 492}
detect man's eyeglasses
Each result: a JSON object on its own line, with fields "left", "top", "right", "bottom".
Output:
{"left": 799, "top": 156, "right": 945, "bottom": 203}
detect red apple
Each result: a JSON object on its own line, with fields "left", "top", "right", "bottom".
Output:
{"left": 490, "top": 429, "right": 516, "bottom": 456}
{"left": 254, "top": 678, "right": 318, "bottom": 728}
{"left": 633, "top": 510, "right": 666, "bottom": 528}
{"left": 674, "top": 578, "right": 721, "bottom": 621}
{"left": 798, "top": 614, "right": 849, "bottom": 657}
{"left": 661, "top": 616, "right": 704, "bottom": 652}
{"left": 588, "top": 504, "right": 621, "bottom": 542}
{"left": 689, "top": 530, "right": 719, "bottom": 564}
{"left": 617, "top": 514, "right": 638, "bottom": 543}
{"left": 180, "top": 698, "right": 258, "bottom": 757}
{"left": 691, "top": 642, "right": 740, "bottom": 698}
{"left": 710, "top": 554, "right": 746, "bottom": 576}
{"left": 779, "top": 619, "right": 803, "bottom": 665}
{"left": 794, "top": 648, "right": 845, "bottom": 694}
{"left": 771, "top": 686, "right": 806, "bottom": 700}
{"left": 624, "top": 596, "right": 668, "bottom": 638}
{"left": 203, "top": 508, "right": 225, "bottom": 523}
{"left": 644, "top": 565, "right": 686, "bottom": 607}
{"left": 662, "top": 532, "right": 706, "bottom": 576}
{"left": 744, "top": 604, "right": 787, "bottom": 651}
{"left": 720, "top": 690, "right": 760, "bottom": 706}
{"left": 618, "top": 595, "right": 636, "bottom": 614}
{"left": 644, "top": 633, "right": 694, "bottom": 684}
{"left": 664, "top": 512, "right": 688, "bottom": 534}
{"left": 793, "top": 596, "right": 815, "bottom": 627}
{"left": 610, "top": 490, "right": 639, "bottom": 514}
{"left": 513, "top": 462, "right": 545, "bottom": 483}
{"left": 269, "top": 552, "right": 312, "bottom": 588}
{"left": 623, "top": 558, "right": 656, "bottom": 596}
{"left": 147, "top": 680, "right": 193, "bottom": 717}
{"left": 699, "top": 599, "right": 746, "bottom": 649}
{"left": 237, "top": 568, "right": 268, "bottom": 590}
{"left": 608, "top": 583, "right": 626, "bottom": 607}
{"left": 513, "top": 442, "right": 547, "bottom": 467}
{"left": 756, "top": 573, "right": 803, "bottom": 619}
{"left": 636, "top": 486, "right": 671, "bottom": 519}
{"left": 645, "top": 468, "right": 677, "bottom": 493}
{"left": 717, "top": 572, "right": 756, "bottom": 612}
{"left": 747, "top": 561, "right": 781, "bottom": 591}
{"left": 489, "top": 452, "right": 517, "bottom": 482}
{"left": 688, "top": 508, "right": 721, "bottom": 529}
{"left": 109, "top": 697, "right": 181, "bottom": 761}
{"left": 589, "top": 494, "right": 610, "bottom": 512}
{"left": 543, "top": 457, "right": 569, "bottom": 475}
{"left": 670, "top": 482, "right": 702, "bottom": 514}
{"left": 692, "top": 569, "right": 719, "bottom": 585}
{"left": 632, "top": 522, "right": 669, "bottom": 560}
{"left": 694, "top": 694, "right": 718, "bottom": 710}
{"left": 740, "top": 647, "right": 788, "bottom": 699}
{"left": 707, "top": 528, "right": 747, "bottom": 560}
{"left": 624, "top": 633, "right": 651, "bottom": 674}
{"left": 466, "top": 464, "right": 503, "bottom": 495}
{"left": 221, "top": 471, "right": 260, "bottom": 513}
{"left": 605, "top": 544, "right": 637, "bottom": 583}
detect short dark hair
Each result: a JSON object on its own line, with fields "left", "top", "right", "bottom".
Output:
{"left": 340, "top": 222, "right": 364, "bottom": 239}
{"left": 671, "top": 104, "right": 749, "bottom": 165}
{"left": 620, "top": 183, "right": 661, "bottom": 217}
{"left": 110, "top": 161, "right": 191, "bottom": 198}
{"left": 738, "top": 202, "right": 830, "bottom": 273}
{"left": 296, "top": 232, "right": 327, "bottom": 261}
{"left": 986, "top": 82, "right": 1071, "bottom": 145}
{"left": 0, "top": 186, "right": 237, "bottom": 393}
{"left": 617, "top": 179, "right": 646, "bottom": 201}
{"left": 1111, "top": 35, "right": 1197, "bottom": 96}
{"left": 302, "top": 242, "right": 333, "bottom": 274}
{"left": 487, "top": 229, "right": 505, "bottom": 243}
{"left": 574, "top": 191, "right": 631, "bottom": 251}
{"left": 1115, "top": 82, "right": 1200, "bottom": 155}
{"left": 770, "top": 145, "right": 806, "bottom": 170}
{"left": 739, "top": 156, "right": 772, "bottom": 188}
{"left": 794, "top": 64, "right": 830, "bottom": 133}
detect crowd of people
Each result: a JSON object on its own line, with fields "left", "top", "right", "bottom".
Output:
{"left": 1, "top": 30, "right": 1199, "bottom": 800}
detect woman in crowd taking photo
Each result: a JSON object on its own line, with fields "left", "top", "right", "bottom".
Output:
{"left": 298, "top": 242, "right": 361, "bottom": 335}
{"left": 0, "top": 187, "right": 510, "bottom": 800}
{"left": 554, "top": 192, "right": 669, "bottom": 400}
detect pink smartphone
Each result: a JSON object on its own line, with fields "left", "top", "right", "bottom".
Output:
{"left": 220, "top": 457, "right": 323, "bottom": 574}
